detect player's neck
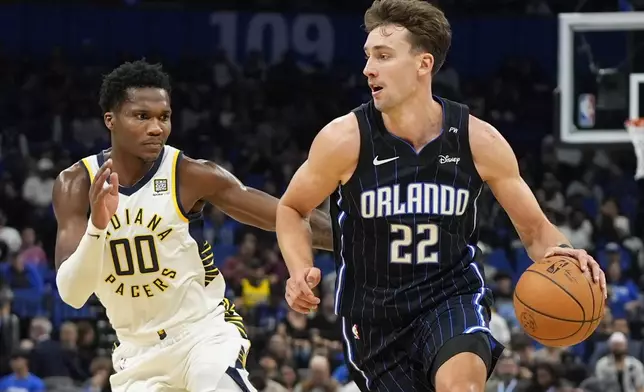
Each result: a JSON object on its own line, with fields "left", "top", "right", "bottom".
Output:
{"left": 109, "top": 148, "right": 156, "bottom": 187}
{"left": 381, "top": 93, "right": 442, "bottom": 150}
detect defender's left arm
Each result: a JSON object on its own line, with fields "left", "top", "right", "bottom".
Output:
{"left": 469, "top": 116, "right": 606, "bottom": 295}
{"left": 182, "top": 157, "right": 333, "bottom": 251}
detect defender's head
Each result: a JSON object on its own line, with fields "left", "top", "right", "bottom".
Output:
{"left": 99, "top": 60, "right": 172, "bottom": 163}
{"left": 363, "top": 0, "right": 451, "bottom": 111}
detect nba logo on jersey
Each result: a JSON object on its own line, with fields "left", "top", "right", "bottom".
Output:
{"left": 578, "top": 94, "right": 596, "bottom": 128}
{"left": 352, "top": 324, "right": 360, "bottom": 340}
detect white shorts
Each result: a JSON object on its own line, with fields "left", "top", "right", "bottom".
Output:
{"left": 110, "top": 307, "right": 255, "bottom": 392}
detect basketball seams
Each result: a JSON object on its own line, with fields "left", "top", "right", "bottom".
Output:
{"left": 522, "top": 269, "right": 586, "bottom": 320}
{"left": 581, "top": 265, "right": 597, "bottom": 340}
{"left": 513, "top": 292, "right": 588, "bottom": 343}
{"left": 513, "top": 291, "right": 597, "bottom": 323}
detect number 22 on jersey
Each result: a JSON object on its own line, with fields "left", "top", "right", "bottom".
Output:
{"left": 389, "top": 223, "right": 439, "bottom": 264}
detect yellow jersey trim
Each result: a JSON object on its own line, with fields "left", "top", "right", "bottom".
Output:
{"left": 81, "top": 158, "right": 95, "bottom": 184}
{"left": 171, "top": 150, "right": 190, "bottom": 223}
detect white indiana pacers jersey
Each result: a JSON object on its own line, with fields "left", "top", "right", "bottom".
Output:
{"left": 80, "top": 145, "right": 226, "bottom": 343}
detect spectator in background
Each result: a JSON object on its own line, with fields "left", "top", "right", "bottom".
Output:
{"left": 203, "top": 207, "right": 239, "bottom": 247}
{"left": 485, "top": 351, "right": 529, "bottom": 392}
{"left": 589, "top": 318, "right": 644, "bottom": 369}
{"left": 606, "top": 258, "right": 640, "bottom": 319}
{"left": 0, "top": 350, "right": 44, "bottom": 392}
{"left": 533, "top": 345, "right": 564, "bottom": 365}
{"left": 0, "top": 210, "right": 21, "bottom": 254}
{"left": 557, "top": 209, "right": 594, "bottom": 251}
{"left": 536, "top": 172, "right": 565, "bottom": 213}
{"left": 265, "top": 334, "right": 293, "bottom": 369}
{"left": 18, "top": 228, "right": 47, "bottom": 267}
{"left": 76, "top": 321, "right": 97, "bottom": 376}
{"left": 222, "top": 232, "right": 257, "bottom": 288}
{"left": 263, "top": 247, "right": 288, "bottom": 285}
{"left": 250, "top": 286, "right": 288, "bottom": 342}
{"left": 82, "top": 356, "right": 112, "bottom": 392}
{"left": 595, "top": 332, "right": 644, "bottom": 392}
{"left": 294, "top": 355, "right": 339, "bottom": 392}
{"left": 249, "top": 368, "right": 288, "bottom": 392}
{"left": 525, "top": 362, "right": 560, "bottom": 392}
{"left": 59, "top": 321, "right": 88, "bottom": 382}
{"left": 0, "top": 288, "right": 19, "bottom": 376}
{"left": 21, "top": 157, "right": 55, "bottom": 209}
{"left": 237, "top": 258, "right": 273, "bottom": 311}
{"left": 281, "top": 363, "right": 299, "bottom": 391}
{"left": 492, "top": 272, "right": 518, "bottom": 329}
{"left": 282, "top": 311, "right": 312, "bottom": 369}
{"left": 597, "top": 198, "right": 631, "bottom": 244}
{"left": 28, "top": 318, "right": 74, "bottom": 381}
{"left": 489, "top": 306, "right": 511, "bottom": 347}
{"left": 259, "top": 354, "right": 281, "bottom": 381}
{"left": 0, "top": 253, "right": 44, "bottom": 292}
{"left": 308, "top": 294, "right": 341, "bottom": 346}
{"left": 511, "top": 333, "right": 537, "bottom": 378}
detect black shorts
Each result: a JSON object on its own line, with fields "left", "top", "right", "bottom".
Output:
{"left": 341, "top": 294, "right": 505, "bottom": 392}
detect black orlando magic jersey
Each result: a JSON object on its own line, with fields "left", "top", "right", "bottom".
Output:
{"left": 330, "top": 97, "right": 492, "bottom": 322}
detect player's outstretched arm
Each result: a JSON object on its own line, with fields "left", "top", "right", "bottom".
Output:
{"left": 470, "top": 116, "right": 606, "bottom": 294}
{"left": 470, "top": 117, "right": 570, "bottom": 260}
{"left": 277, "top": 114, "right": 359, "bottom": 275}
{"left": 53, "top": 161, "right": 115, "bottom": 309}
{"left": 182, "top": 158, "right": 333, "bottom": 250}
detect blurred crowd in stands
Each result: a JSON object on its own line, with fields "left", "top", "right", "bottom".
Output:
{"left": 24, "top": 0, "right": 624, "bottom": 14}
{"left": 2, "top": 3, "right": 644, "bottom": 392}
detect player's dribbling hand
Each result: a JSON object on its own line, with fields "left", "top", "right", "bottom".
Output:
{"left": 89, "top": 159, "right": 119, "bottom": 230}
{"left": 285, "top": 267, "right": 321, "bottom": 314}
{"left": 544, "top": 246, "right": 607, "bottom": 299}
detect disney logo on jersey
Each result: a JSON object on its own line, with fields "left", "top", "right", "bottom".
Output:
{"left": 102, "top": 207, "right": 178, "bottom": 299}
{"left": 438, "top": 155, "right": 460, "bottom": 165}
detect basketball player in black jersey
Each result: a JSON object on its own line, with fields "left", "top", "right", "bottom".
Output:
{"left": 276, "top": 1, "right": 607, "bottom": 391}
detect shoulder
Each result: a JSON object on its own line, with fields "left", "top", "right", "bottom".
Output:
{"left": 178, "top": 154, "right": 239, "bottom": 185}
{"left": 176, "top": 154, "right": 246, "bottom": 204}
{"left": 467, "top": 115, "right": 518, "bottom": 181}
{"left": 596, "top": 356, "right": 611, "bottom": 366}
{"left": 30, "top": 374, "right": 45, "bottom": 387}
{"left": 307, "top": 113, "right": 361, "bottom": 181}
{"left": 310, "top": 113, "right": 360, "bottom": 161}
{"left": 53, "top": 162, "right": 91, "bottom": 206}
{"left": 467, "top": 115, "right": 506, "bottom": 152}
{"left": 314, "top": 112, "right": 360, "bottom": 151}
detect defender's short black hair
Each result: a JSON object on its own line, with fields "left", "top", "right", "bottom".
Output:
{"left": 99, "top": 60, "right": 171, "bottom": 113}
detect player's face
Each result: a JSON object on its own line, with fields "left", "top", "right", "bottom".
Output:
{"left": 106, "top": 87, "right": 171, "bottom": 163}
{"left": 363, "top": 25, "right": 434, "bottom": 112}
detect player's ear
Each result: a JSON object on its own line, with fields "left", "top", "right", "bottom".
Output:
{"left": 104, "top": 112, "right": 114, "bottom": 131}
{"left": 418, "top": 53, "right": 434, "bottom": 77}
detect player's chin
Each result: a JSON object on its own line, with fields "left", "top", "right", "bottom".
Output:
{"left": 373, "top": 99, "right": 388, "bottom": 111}
{"left": 139, "top": 144, "right": 163, "bottom": 160}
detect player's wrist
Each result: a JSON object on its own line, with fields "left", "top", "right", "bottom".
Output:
{"left": 86, "top": 220, "right": 108, "bottom": 237}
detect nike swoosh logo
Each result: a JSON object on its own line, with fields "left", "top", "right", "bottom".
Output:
{"left": 87, "top": 233, "right": 100, "bottom": 239}
{"left": 373, "top": 156, "right": 399, "bottom": 166}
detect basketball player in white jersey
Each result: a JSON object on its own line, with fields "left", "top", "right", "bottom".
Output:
{"left": 53, "top": 60, "right": 333, "bottom": 392}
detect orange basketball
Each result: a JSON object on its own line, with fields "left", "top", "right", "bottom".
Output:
{"left": 513, "top": 255, "right": 604, "bottom": 347}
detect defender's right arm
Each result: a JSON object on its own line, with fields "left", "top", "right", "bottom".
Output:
{"left": 276, "top": 114, "right": 359, "bottom": 312}
{"left": 54, "top": 162, "right": 113, "bottom": 309}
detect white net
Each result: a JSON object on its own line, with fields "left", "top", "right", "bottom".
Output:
{"left": 626, "top": 118, "right": 644, "bottom": 179}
